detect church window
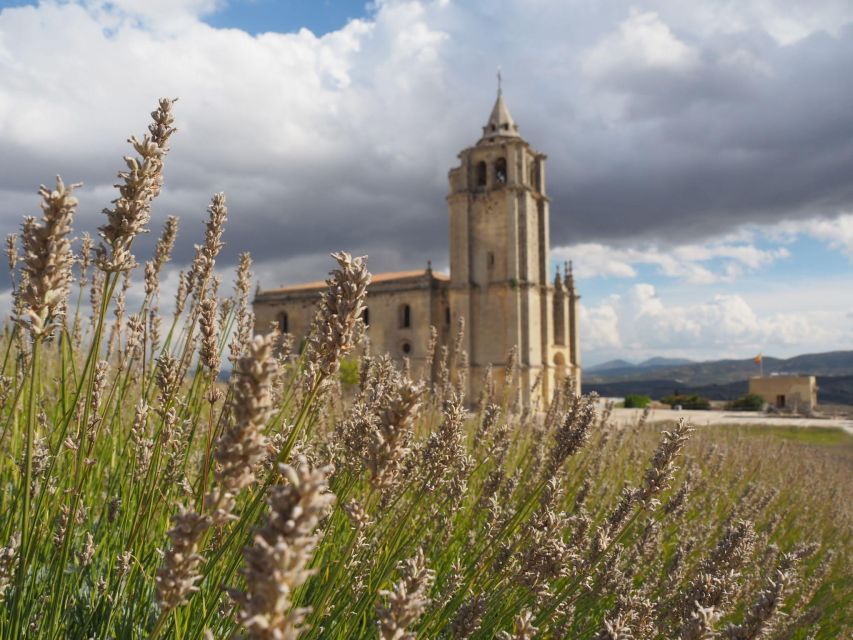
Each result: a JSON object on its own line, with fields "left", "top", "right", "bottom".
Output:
{"left": 487, "top": 251, "right": 495, "bottom": 268}
{"left": 401, "top": 341, "right": 412, "bottom": 355}
{"left": 554, "top": 352, "right": 567, "bottom": 384}
{"left": 475, "top": 161, "right": 487, "bottom": 186}
{"left": 279, "top": 312, "right": 289, "bottom": 333}
{"left": 445, "top": 307, "right": 451, "bottom": 326}
{"left": 362, "top": 307, "right": 369, "bottom": 326}
{"left": 495, "top": 157, "right": 507, "bottom": 184}
{"left": 399, "top": 303, "right": 411, "bottom": 329}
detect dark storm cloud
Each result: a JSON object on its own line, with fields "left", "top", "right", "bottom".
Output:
{"left": 541, "top": 25, "right": 853, "bottom": 246}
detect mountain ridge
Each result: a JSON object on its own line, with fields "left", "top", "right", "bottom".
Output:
{"left": 585, "top": 350, "right": 853, "bottom": 386}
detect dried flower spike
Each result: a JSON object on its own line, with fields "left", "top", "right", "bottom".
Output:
{"left": 17, "top": 176, "right": 79, "bottom": 339}
{"left": 97, "top": 98, "right": 176, "bottom": 272}
{"left": 305, "top": 251, "right": 371, "bottom": 381}
{"left": 377, "top": 548, "right": 435, "bottom": 640}
{"left": 235, "top": 457, "right": 335, "bottom": 640}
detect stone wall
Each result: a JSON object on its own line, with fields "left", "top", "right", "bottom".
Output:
{"left": 253, "top": 271, "right": 450, "bottom": 377}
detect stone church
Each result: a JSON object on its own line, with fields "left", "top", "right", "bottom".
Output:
{"left": 253, "top": 90, "right": 581, "bottom": 403}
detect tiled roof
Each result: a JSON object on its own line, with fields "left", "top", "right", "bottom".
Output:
{"left": 259, "top": 268, "right": 448, "bottom": 295}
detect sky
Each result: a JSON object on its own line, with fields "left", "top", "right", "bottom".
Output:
{"left": 0, "top": 0, "right": 852, "bottom": 366}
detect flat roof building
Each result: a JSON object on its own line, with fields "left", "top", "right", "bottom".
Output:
{"left": 748, "top": 375, "right": 817, "bottom": 412}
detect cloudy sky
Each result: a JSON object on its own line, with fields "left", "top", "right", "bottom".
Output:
{"left": 1, "top": 0, "right": 852, "bottom": 365}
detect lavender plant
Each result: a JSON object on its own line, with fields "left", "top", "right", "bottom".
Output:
{"left": 0, "top": 100, "right": 849, "bottom": 640}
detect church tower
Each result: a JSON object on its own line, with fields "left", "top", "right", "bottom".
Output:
{"left": 254, "top": 87, "right": 580, "bottom": 404}
{"left": 447, "top": 87, "right": 580, "bottom": 404}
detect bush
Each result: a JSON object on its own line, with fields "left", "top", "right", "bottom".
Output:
{"left": 728, "top": 393, "right": 765, "bottom": 411}
{"left": 339, "top": 357, "right": 360, "bottom": 386}
{"left": 623, "top": 393, "right": 651, "bottom": 408}
{"left": 661, "top": 394, "right": 711, "bottom": 410}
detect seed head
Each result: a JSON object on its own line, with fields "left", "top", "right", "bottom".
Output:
{"left": 305, "top": 252, "right": 371, "bottom": 381}
{"left": 208, "top": 333, "right": 275, "bottom": 523}
{"left": 543, "top": 393, "right": 597, "bottom": 479}
{"left": 97, "top": 98, "right": 176, "bottom": 272}
{"left": 235, "top": 457, "right": 335, "bottom": 640}
{"left": 199, "top": 296, "right": 221, "bottom": 374}
{"left": 229, "top": 252, "right": 254, "bottom": 364}
{"left": 17, "top": 177, "right": 79, "bottom": 339}
{"left": 377, "top": 548, "right": 435, "bottom": 640}
{"left": 156, "top": 506, "right": 211, "bottom": 611}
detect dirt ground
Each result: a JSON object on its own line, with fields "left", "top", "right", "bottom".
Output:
{"left": 605, "top": 407, "right": 853, "bottom": 436}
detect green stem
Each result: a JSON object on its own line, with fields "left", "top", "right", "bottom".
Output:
{"left": 11, "top": 336, "right": 40, "bottom": 635}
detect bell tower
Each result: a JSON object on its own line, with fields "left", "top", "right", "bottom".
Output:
{"left": 447, "top": 86, "right": 565, "bottom": 404}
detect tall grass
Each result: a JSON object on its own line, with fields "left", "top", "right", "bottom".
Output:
{"left": 0, "top": 100, "right": 850, "bottom": 639}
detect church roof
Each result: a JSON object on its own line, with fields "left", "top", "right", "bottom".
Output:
{"left": 257, "top": 268, "right": 448, "bottom": 297}
{"left": 479, "top": 92, "right": 520, "bottom": 143}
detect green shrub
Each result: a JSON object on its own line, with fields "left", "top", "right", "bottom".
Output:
{"left": 339, "top": 356, "right": 360, "bottom": 386}
{"left": 728, "top": 393, "right": 765, "bottom": 411}
{"left": 623, "top": 393, "right": 651, "bottom": 408}
{"left": 661, "top": 394, "right": 711, "bottom": 410}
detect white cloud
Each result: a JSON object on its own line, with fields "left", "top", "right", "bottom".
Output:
{"left": 553, "top": 239, "right": 789, "bottom": 284}
{"left": 581, "top": 282, "right": 844, "bottom": 362}
{"left": 579, "top": 297, "right": 622, "bottom": 350}
{"left": 583, "top": 10, "right": 699, "bottom": 78}
{"left": 776, "top": 213, "right": 853, "bottom": 258}
{"left": 85, "top": 0, "right": 223, "bottom": 32}
{"left": 650, "top": 0, "right": 853, "bottom": 45}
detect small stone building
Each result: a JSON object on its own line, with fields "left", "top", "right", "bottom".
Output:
{"left": 253, "top": 90, "right": 581, "bottom": 404}
{"left": 748, "top": 375, "right": 817, "bottom": 411}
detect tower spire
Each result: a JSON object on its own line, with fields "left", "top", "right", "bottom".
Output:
{"left": 565, "top": 260, "right": 575, "bottom": 293}
{"left": 480, "top": 76, "right": 520, "bottom": 143}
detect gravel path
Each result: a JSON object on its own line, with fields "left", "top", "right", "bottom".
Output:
{"left": 606, "top": 407, "right": 853, "bottom": 436}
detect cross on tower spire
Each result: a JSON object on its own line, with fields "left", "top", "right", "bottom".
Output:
{"left": 480, "top": 73, "right": 520, "bottom": 143}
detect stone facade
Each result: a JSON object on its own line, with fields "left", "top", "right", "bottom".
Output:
{"left": 253, "top": 91, "right": 581, "bottom": 404}
{"left": 254, "top": 269, "right": 451, "bottom": 373}
{"left": 748, "top": 375, "right": 817, "bottom": 411}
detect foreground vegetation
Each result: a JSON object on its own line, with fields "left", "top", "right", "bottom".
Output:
{"left": 0, "top": 99, "right": 850, "bottom": 638}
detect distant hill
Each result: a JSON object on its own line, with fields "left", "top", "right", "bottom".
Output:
{"left": 583, "top": 350, "right": 853, "bottom": 406}
{"left": 586, "top": 356, "right": 694, "bottom": 375}
{"left": 585, "top": 374, "right": 853, "bottom": 406}
{"left": 638, "top": 356, "right": 694, "bottom": 368}
{"left": 585, "top": 350, "right": 853, "bottom": 386}
{"left": 586, "top": 359, "right": 635, "bottom": 373}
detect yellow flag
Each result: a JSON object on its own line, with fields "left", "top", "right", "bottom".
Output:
{"left": 754, "top": 353, "right": 762, "bottom": 364}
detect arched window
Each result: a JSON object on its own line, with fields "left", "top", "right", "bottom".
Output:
{"left": 445, "top": 307, "right": 451, "bottom": 326}
{"left": 401, "top": 341, "right": 412, "bottom": 355}
{"left": 399, "top": 303, "right": 411, "bottom": 329}
{"left": 279, "top": 312, "right": 289, "bottom": 334}
{"left": 362, "top": 307, "right": 370, "bottom": 326}
{"left": 495, "top": 157, "right": 507, "bottom": 185}
{"left": 475, "top": 161, "right": 487, "bottom": 186}
{"left": 554, "top": 352, "right": 566, "bottom": 380}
